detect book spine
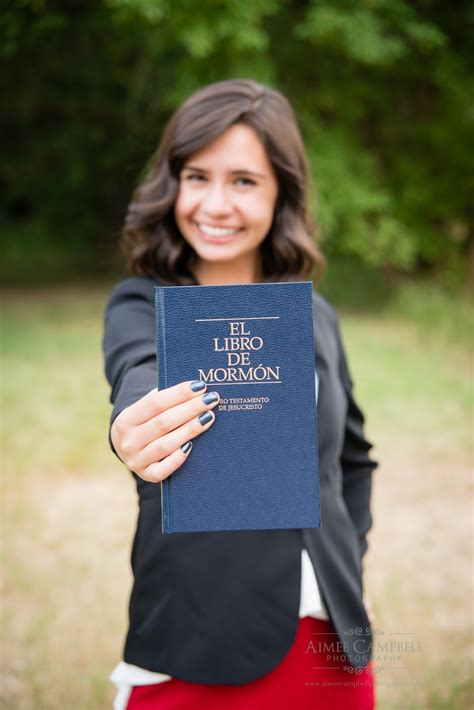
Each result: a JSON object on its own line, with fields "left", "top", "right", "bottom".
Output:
{"left": 155, "top": 287, "right": 171, "bottom": 534}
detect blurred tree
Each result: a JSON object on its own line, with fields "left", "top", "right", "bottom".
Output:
{"left": 283, "top": 0, "right": 473, "bottom": 281}
{"left": 1, "top": 0, "right": 472, "bottom": 285}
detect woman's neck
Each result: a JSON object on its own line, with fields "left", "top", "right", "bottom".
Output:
{"left": 194, "top": 255, "right": 263, "bottom": 286}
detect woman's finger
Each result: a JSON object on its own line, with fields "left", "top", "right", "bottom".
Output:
{"left": 132, "top": 409, "right": 216, "bottom": 474}
{"left": 122, "top": 380, "right": 208, "bottom": 425}
{"left": 133, "top": 390, "right": 220, "bottom": 449}
{"left": 141, "top": 441, "right": 194, "bottom": 483}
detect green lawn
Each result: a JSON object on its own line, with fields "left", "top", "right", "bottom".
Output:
{"left": 1, "top": 284, "right": 472, "bottom": 709}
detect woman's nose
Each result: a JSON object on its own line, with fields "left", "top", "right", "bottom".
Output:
{"left": 201, "top": 182, "right": 232, "bottom": 216}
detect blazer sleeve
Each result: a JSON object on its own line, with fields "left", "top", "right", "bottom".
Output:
{"left": 102, "top": 278, "right": 157, "bottom": 452}
{"left": 335, "top": 315, "right": 378, "bottom": 562}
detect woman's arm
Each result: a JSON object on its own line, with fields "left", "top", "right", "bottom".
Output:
{"left": 103, "top": 277, "right": 158, "bottom": 430}
{"left": 102, "top": 278, "right": 218, "bottom": 481}
{"left": 335, "top": 316, "right": 378, "bottom": 563}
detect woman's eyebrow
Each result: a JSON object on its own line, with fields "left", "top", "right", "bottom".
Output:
{"left": 230, "top": 169, "right": 266, "bottom": 179}
{"left": 182, "top": 164, "right": 266, "bottom": 179}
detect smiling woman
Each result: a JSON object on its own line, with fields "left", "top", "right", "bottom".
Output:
{"left": 174, "top": 124, "right": 279, "bottom": 284}
{"left": 104, "top": 79, "right": 377, "bottom": 710}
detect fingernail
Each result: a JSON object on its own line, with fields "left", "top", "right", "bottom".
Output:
{"left": 180, "top": 441, "right": 192, "bottom": 454}
{"left": 190, "top": 380, "right": 206, "bottom": 392}
{"left": 202, "top": 391, "right": 219, "bottom": 405}
{"left": 198, "top": 411, "right": 214, "bottom": 426}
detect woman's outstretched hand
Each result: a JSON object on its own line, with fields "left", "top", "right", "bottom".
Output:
{"left": 110, "top": 381, "right": 219, "bottom": 483}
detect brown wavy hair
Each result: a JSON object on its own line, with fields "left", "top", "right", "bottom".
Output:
{"left": 122, "top": 79, "right": 325, "bottom": 284}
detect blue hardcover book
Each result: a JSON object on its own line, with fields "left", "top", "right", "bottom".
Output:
{"left": 155, "top": 282, "right": 320, "bottom": 534}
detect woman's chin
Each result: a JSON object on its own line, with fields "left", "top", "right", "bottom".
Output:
{"left": 192, "top": 243, "right": 246, "bottom": 263}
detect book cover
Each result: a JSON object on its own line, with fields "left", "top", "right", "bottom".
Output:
{"left": 155, "top": 281, "right": 320, "bottom": 533}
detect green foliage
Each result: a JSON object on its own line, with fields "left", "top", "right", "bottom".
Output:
{"left": 306, "top": 126, "right": 417, "bottom": 269}
{"left": 1, "top": 0, "right": 472, "bottom": 284}
{"left": 318, "top": 257, "right": 395, "bottom": 310}
{"left": 297, "top": 0, "right": 446, "bottom": 65}
{"left": 387, "top": 278, "right": 474, "bottom": 352}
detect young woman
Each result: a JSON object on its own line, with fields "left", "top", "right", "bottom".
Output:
{"left": 103, "top": 79, "right": 377, "bottom": 709}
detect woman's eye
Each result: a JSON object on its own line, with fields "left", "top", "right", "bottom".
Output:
{"left": 235, "top": 177, "right": 256, "bottom": 187}
{"left": 183, "top": 173, "right": 205, "bottom": 182}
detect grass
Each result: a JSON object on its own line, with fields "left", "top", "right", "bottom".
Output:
{"left": 1, "top": 283, "right": 472, "bottom": 709}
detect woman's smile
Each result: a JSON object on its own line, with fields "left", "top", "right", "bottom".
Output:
{"left": 194, "top": 222, "right": 244, "bottom": 242}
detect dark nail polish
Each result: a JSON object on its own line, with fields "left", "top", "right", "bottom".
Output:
{"left": 202, "top": 391, "right": 219, "bottom": 405}
{"left": 190, "top": 380, "right": 206, "bottom": 392}
{"left": 181, "top": 441, "right": 192, "bottom": 454}
{"left": 198, "top": 411, "right": 214, "bottom": 426}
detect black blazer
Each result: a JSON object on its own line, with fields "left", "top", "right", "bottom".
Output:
{"left": 103, "top": 277, "right": 377, "bottom": 684}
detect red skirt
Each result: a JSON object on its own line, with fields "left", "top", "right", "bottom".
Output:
{"left": 127, "top": 617, "right": 375, "bottom": 710}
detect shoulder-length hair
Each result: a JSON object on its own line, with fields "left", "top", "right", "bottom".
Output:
{"left": 122, "top": 79, "right": 325, "bottom": 284}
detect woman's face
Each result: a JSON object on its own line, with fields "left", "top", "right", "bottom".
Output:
{"left": 174, "top": 123, "right": 278, "bottom": 282}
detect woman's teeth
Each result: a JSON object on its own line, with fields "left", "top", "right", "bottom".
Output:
{"left": 198, "top": 224, "right": 239, "bottom": 237}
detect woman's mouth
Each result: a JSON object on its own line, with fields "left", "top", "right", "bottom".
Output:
{"left": 195, "top": 222, "right": 243, "bottom": 243}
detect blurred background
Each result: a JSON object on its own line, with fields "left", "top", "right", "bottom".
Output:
{"left": 2, "top": 1, "right": 472, "bottom": 707}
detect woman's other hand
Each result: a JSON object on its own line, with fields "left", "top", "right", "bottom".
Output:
{"left": 110, "top": 381, "right": 218, "bottom": 483}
